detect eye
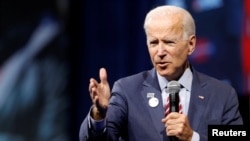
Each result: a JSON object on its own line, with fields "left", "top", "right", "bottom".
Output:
{"left": 149, "top": 40, "right": 158, "bottom": 47}
{"left": 164, "top": 40, "right": 174, "bottom": 44}
{"left": 150, "top": 40, "right": 158, "bottom": 44}
{"left": 164, "top": 40, "right": 176, "bottom": 46}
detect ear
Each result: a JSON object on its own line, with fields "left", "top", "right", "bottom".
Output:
{"left": 187, "top": 35, "right": 196, "bottom": 55}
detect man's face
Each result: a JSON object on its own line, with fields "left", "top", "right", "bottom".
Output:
{"left": 145, "top": 17, "right": 195, "bottom": 80}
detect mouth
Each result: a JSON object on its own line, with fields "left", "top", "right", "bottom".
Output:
{"left": 156, "top": 62, "right": 169, "bottom": 68}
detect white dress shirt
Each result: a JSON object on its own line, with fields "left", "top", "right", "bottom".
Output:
{"left": 157, "top": 67, "right": 192, "bottom": 115}
{"left": 157, "top": 67, "right": 199, "bottom": 141}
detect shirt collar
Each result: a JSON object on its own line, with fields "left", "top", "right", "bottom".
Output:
{"left": 157, "top": 67, "right": 193, "bottom": 91}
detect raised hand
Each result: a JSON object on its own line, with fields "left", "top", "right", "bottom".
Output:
{"left": 89, "top": 68, "right": 111, "bottom": 120}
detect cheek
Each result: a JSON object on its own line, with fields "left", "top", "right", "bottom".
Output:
{"left": 171, "top": 48, "right": 187, "bottom": 61}
{"left": 148, "top": 49, "right": 156, "bottom": 61}
{"left": 174, "top": 51, "right": 188, "bottom": 64}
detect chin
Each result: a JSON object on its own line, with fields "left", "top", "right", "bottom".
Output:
{"left": 159, "top": 67, "right": 174, "bottom": 75}
{"left": 157, "top": 69, "right": 169, "bottom": 76}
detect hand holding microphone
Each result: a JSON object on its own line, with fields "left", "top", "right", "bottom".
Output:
{"left": 166, "top": 81, "right": 181, "bottom": 141}
{"left": 162, "top": 81, "right": 193, "bottom": 141}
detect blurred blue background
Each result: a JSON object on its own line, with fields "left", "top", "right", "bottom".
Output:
{"left": 1, "top": 0, "right": 249, "bottom": 141}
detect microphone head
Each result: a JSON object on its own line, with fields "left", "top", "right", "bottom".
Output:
{"left": 166, "top": 80, "right": 181, "bottom": 94}
{"left": 166, "top": 80, "right": 181, "bottom": 113}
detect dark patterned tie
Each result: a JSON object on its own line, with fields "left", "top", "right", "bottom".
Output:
{"left": 165, "top": 95, "right": 182, "bottom": 116}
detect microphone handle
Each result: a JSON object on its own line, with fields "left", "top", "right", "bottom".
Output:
{"left": 169, "top": 93, "right": 179, "bottom": 112}
{"left": 169, "top": 93, "right": 179, "bottom": 141}
{"left": 170, "top": 136, "right": 178, "bottom": 141}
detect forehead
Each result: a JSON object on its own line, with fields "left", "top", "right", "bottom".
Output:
{"left": 145, "top": 16, "right": 184, "bottom": 39}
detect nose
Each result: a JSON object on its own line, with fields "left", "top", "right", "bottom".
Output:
{"left": 156, "top": 43, "right": 166, "bottom": 56}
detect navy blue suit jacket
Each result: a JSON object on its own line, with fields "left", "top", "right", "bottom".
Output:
{"left": 79, "top": 67, "right": 243, "bottom": 141}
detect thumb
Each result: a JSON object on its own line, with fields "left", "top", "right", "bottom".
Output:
{"left": 99, "top": 67, "right": 108, "bottom": 85}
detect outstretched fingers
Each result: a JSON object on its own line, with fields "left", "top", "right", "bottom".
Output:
{"left": 89, "top": 78, "right": 98, "bottom": 103}
{"left": 99, "top": 67, "right": 108, "bottom": 85}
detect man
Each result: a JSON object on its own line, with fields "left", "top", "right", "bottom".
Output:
{"left": 79, "top": 5, "right": 243, "bottom": 141}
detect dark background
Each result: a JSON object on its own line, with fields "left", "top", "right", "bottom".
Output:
{"left": 1, "top": 0, "right": 249, "bottom": 141}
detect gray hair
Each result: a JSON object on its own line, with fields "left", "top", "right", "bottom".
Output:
{"left": 144, "top": 5, "right": 196, "bottom": 40}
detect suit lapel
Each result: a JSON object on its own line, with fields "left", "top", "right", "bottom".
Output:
{"left": 188, "top": 69, "right": 209, "bottom": 131}
{"left": 141, "top": 69, "right": 167, "bottom": 139}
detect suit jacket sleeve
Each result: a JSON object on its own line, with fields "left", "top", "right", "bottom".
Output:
{"left": 79, "top": 79, "right": 128, "bottom": 141}
{"left": 79, "top": 112, "right": 107, "bottom": 141}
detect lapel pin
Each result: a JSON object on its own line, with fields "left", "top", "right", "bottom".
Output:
{"left": 147, "top": 93, "right": 159, "bottom": 107}
{"left": 148, "top": 97, "right": 159, "bottom": 107}
{"left": 147, "top": 93, "right": 155, "bottom": 98}
{"left": 198, "top": 95, "right": 205, "bottom": 100}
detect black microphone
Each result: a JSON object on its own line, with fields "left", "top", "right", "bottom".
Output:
{"left": 167, "top": 80, "right": 181, "bottom": 113}
{"left": 166, "top": 80, "right": 181, "bottom": 141}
